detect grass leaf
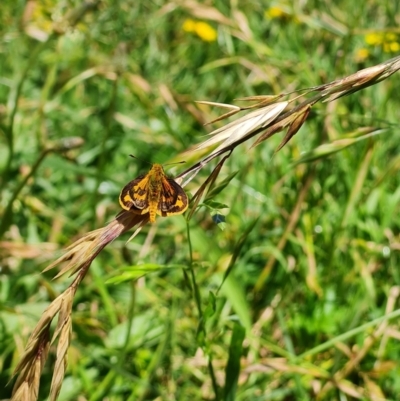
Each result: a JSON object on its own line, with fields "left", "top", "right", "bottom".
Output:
{"left": 223, "top": 323, "right": 246, "bottom": 401}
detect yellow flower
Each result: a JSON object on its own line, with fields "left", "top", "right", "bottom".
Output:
{"left": 183, "top": 19, "right": 197, "bottom": 33}
{"left": 194, "top": 21, "right": 217, "bottom": 42}
{"left": 383, "top": 41, "right": 400, "bottom": 53}
{"left": 183, "top": 19, "right": 217, "bottom": 42}
{"left": 265, "top": 6, "right": 287, "bottom": 19}
{"left": 355, "top": 48, "right": 370, "bottom": 62}
{"left": 364, "top": 32, "right": 383, "bottom": 45}
{"left": 389, "top": 41, "right": 400, "bottom": 52}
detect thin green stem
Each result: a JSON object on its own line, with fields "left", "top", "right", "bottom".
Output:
{"left": 208, "top": 359, "right": 219, "bottom": 401}
{"left": 186, "top": 221, "right": 202, "bottom": 317}
{"left": 2, "top": 0, "right": 99, "bottom": 185}
{"left": 297, "top": 308, "right": 400, "bottom": 360}
{"left": 88, "top": 371, "right": 117, "bottom": 401}
{"left": 2, "top": 37, "right": 55, "bottom": 184}
{"left": 185, "top": 219, "right": 219, "bottom": 400}
{"left": 0, "top": 148, "right": 52, "bottom": 238}
{"left": 91, "top": 261, "right": 119, "bottom": 327}
{"left": 134, "top": 304, "right": 177, "bottom": 401}
{"left": 120, "top": 280, "right": 136, "bottom": 362}
{"left": 277, "top": 310, "right": 310, "bottom": 400}
{"left": 91, "top": 77, "right": 119, "bottom": 220}
{"left": 88, "top": 282, "right": 135, "bottom": 401}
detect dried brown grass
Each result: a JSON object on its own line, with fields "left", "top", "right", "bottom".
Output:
{"left": 11, "top": 212, "right": 145, "bottom": 401}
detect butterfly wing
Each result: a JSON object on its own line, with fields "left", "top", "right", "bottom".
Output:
{"left": 158, "top": 177, "right": 188, "bottom": 217}
{"left": 119, "top": 174, "right": 150, "bottom": 214}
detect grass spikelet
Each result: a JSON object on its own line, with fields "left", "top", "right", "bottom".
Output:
{"left": 43, "top": 211, "right": 145, "bottom": 278}
{"left": 11, "top": 211, "right": 146, "bottom": 400}
{"left": 49, "top": 288, "right": 74, "bottom": 401}
{"left": 11, "top": 329, "right": 50, "bottom": 401}
{"left": 185, "top": 56, "right": 400, "bottom": 170}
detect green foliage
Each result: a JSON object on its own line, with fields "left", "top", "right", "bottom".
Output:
{"left": 1, "top": 0, "right": 400, "bottom": 400}
{"left": 223, "top": 323, "right": 246, "bottom": 401}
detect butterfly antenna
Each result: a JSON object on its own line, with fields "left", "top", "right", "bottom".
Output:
{"left": 164, "top": 160, "right": 186, "bottom": 166}
{"left": 129, "top": 155, "right": 152, "bottom": 166}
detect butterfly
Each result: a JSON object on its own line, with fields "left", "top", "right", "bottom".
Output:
{"left": 119, "top": 163, "right": 189, "bottom": 223}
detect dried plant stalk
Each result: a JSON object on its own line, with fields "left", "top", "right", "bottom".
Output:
{"left": 179, "top": 55, "right": 400, "bottom": 185}
{"left": 11, "top": 212, "right": 145, "bottom": 400}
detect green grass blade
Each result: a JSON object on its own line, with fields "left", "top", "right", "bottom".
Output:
{"left": 223, "top": 323, "right": 245, "bottom": 401}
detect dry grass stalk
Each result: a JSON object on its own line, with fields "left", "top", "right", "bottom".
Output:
{"left": 11, "top": 329, "right": 50, "bottom": 401}
{"left": 48, "top": 287, "right": 74, "bottom": 401}
{"left": 187, "top": 152, "right": 232, "bottom": 220}
{"left": 10, "top": 56, "right": 400, "bottom": 401}
{"left": 179, "top": 55, "right": 400, "bottom": 185}
{"left": 11, "top": 211, "right": 145, "bottom": 400}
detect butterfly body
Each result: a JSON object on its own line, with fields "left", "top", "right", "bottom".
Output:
{"left": 119, "top": 163, "right": 188, "bottom": 223}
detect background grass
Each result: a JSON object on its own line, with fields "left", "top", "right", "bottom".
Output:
{"left": 1, "top": 1, "right": 400, "bottom": 400}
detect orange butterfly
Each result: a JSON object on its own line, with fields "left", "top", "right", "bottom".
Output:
{"left": 119, "top": 163, "right": 188, "bottom": 223}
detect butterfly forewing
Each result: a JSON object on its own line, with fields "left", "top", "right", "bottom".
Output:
{"left": 158, "top": 177, "right": 188, "bottom": 216}
{"left": 119, "top": 174, "right": 150, "bottom": 213}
